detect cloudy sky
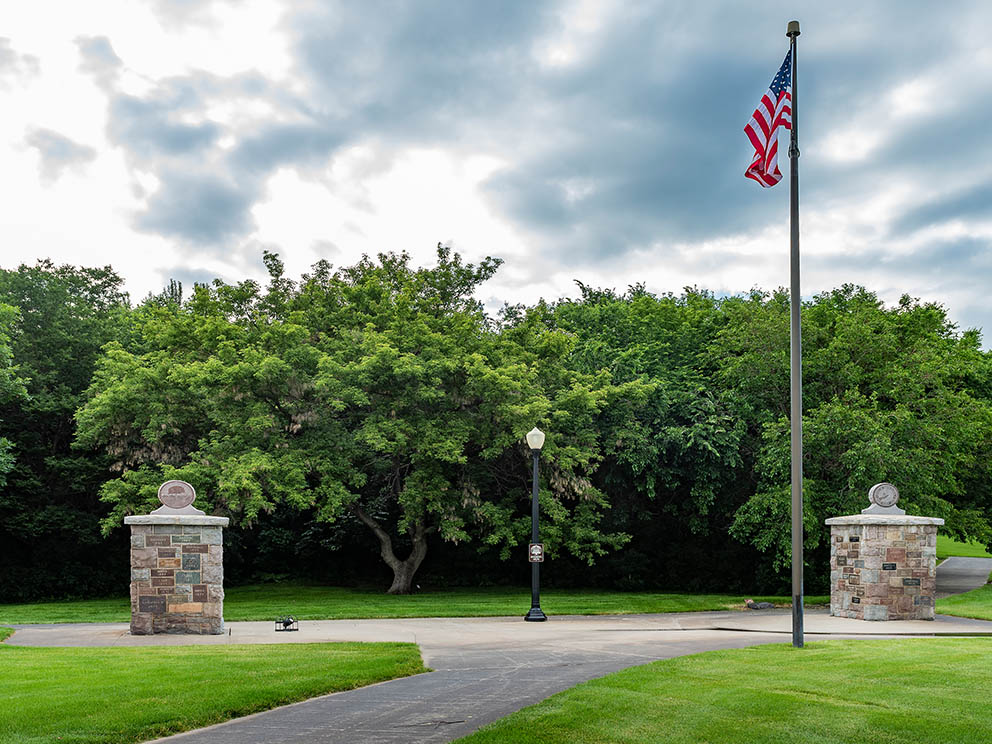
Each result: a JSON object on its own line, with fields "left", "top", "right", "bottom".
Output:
{"left": 2, "top": 1, "right": 991, "bottom": 338}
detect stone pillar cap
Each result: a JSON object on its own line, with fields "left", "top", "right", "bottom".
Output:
{"left": 125, "top": 515, "right": 230, "bottom": 526}
{"left": 825, "top": 514, "right": 944, "bottom": 526}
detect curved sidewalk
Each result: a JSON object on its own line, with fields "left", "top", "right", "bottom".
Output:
{"left": 7, "top": 609, "right": 992, "bottom": 744}
{"left": 936, "top": 555, "right": 992, "bottom": 598}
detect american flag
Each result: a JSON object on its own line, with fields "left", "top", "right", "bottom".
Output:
{"left": 744, "top": 50, "right": 792, "bottom": 187}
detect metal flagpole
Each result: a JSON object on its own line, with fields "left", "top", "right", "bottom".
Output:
{"left": 786, "top": 19, "right": 804, "bottom": 649}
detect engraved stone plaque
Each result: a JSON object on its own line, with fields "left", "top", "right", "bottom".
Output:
{"left": 158, "top": 480, "right": 196, "bottom": 508}
{"left": 139, "top": 595, "right": 166, "bottom": 613}
{"left": 151, "top": 480, "right": 205, "bottom": 515}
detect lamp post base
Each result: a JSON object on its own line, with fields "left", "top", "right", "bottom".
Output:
{"left": 524, "top": 607, "right": 548, "bottom": 622}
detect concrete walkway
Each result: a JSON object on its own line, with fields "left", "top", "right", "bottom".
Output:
{"left": 7, "top": 609, "right": 992, "bottom": 743}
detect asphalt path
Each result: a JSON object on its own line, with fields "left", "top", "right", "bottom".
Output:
{"left": 935, "top": 555, "right": 992, "bottom": 598}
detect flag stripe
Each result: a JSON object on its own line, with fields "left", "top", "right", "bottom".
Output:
{"left": 744, "top": 49, "right": 793, "bottom": 188}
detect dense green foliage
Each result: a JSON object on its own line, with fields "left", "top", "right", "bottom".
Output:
{"left": 535, "top": 283, "right": 992, "bottom": 592}
{"left": 459, "top": 639, "right": 992, "bottom": 743}
{"left": 0, "top": 262, "right": 132, "bottom": 601}
{"left": 2, "top": 250, "right": 990, "bottom": 600}
{"left": 0, "top": 640, "right": 424, "bottom": 744}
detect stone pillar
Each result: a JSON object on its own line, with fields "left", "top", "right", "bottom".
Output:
{"left": 125, "top": 480, "right": 229, "bottom": 635}
{"left": 824, "top": 515, "right": 942, "bottom": 621}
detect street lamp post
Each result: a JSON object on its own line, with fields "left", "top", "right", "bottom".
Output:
{"left": 524, "top": 426, "right": 547, "bottom": 622}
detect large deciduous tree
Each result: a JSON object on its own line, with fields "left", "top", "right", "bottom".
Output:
{"left": 77, "top": 248, "right": 631, "bottom": 593}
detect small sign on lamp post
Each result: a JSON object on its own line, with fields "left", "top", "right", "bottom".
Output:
{"left": 529, "top": 543, "right": 544, "bottom": 563}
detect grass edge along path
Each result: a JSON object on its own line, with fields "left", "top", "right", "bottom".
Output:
{"left": 0, "top": 586, "right": 829, "bottom": 625}
{"left": 937, "top": 582, "right": 992, "bottom": 621}
{"left": 457, "top": 638, "right": 992, "bottom": 744}
{"left": 0, "top": 634, "right": 425, "bottom": 744}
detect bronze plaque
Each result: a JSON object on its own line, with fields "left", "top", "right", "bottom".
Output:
{"left": 182, "top": 544, "right": 207, "bottom": 553}
{"left": 192, "top": 584, "right": 208, "bottom": 602}
{"left": 158, "top": 548, "right": 176, "bottom": 558}
{"left": 138, "top": 596, "right": 166, "bottom": 613}
{"left": 150, "top": 569, "right": 174, "bottom": 578}
{"left": 151, "top": 577, "right": 174, "bottom": 587}
{"left": 157, "top": 480, "right": 196, "bottom": 509}
{"left": 146, "top": 535, "right": 171, "bottom": 547}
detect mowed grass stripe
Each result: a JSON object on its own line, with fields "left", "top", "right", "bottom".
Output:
{"left": 457, "top": 639, "right": 992, "bottom": 744}
{"left": 0, "top": 637, "right": 425, "bottom": 744}
{"left": 937, "top": 535, "right": 992, "bottom": 561}
{"left": 0, "top": 585, "right": 829, "bottom": 625}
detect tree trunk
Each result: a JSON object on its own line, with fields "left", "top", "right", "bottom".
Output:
{"left": 352, "top": 505, "right": 431, "bottom": 594}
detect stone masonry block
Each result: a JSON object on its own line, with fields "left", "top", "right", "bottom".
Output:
{"left": 131, "top": 613, "right": 154, "bottom": 635}
{"left": 863, "top": 604, "right": 889, "bottom": 621}
{"left": 131, "top": 548, "right": 158, "bottom": 568}
{"left": 201, "top": 602, "right": 222, "bottom": 618}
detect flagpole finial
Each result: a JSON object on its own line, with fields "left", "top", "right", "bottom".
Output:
{"left": 787, "top": 20, "right": 800, "bottom": 38}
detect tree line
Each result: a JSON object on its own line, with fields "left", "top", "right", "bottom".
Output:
{"left": 2, "top": 248, "right": 990, "bottom": 601}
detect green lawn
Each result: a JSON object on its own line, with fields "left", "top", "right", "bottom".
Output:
{"left": 0, "top": 585, "right": 829, "bottom": 625}
{"left": 0, "top": 630, "right": 424, "bottom": 744}
{"left": 937, "top": 534, "right": 992, "bottom": 561}
{"left": 937, "top": 583, "right": 992, "bottom": 621}
{"left": 458, "top": 638, "right": 992, "bottom": 744}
